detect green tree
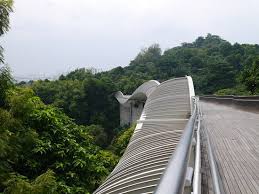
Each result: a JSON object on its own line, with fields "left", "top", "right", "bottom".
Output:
{"left": 4, "top": 170, "right": 58, "bottom": 194}
{"left": 0, "top": 87, "right": 119, "bottom": 193}
{"left": 0, "top": 0, "right": 13, "bottom": 63}
{"left": 111, "top": 125, "right": 135, "bottom": 156}
{"left": 240, "top": 57, "right": 259, "bottom": 94}
{"left": 0, "top": 0, "right": 13, "bottom": 36}
{"left": 0, "top": 0, "right": 14, "bottom": 107}
{"left": 130, "top": 44, "right": 161, "bottom": 66}
{"left": 32, "top": 75, "right": 120, "bottom": 143}
{"left": 0, "top": 65, "right": 13, "bottom": 106}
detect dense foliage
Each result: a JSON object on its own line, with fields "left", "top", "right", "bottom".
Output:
{"left": 31, "top": 36, "right": 259, "bottom": 131}
{"left": 0, "top": 0, "right": 13, "bottom": 64}
{"left": 96, "top": 34, "right": 259, "bottom": 95}
{"left": 0, "top": 80, "right": 119, "bottom": 193}
{"left": 32, "top": 72, "right": 120, "bottom": 146}
{"left": 0, "top": 0, "right": 13, "bottom": 36}
{"left": 239, "top": 56, "right": 259, "bottom": 94}
{"left": 111, "top": 125, "right": 135, "bottom": 157}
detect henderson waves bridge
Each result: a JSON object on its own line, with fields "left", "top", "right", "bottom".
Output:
{"left": 94, "top": 76, "right": 259, "bottom": 194}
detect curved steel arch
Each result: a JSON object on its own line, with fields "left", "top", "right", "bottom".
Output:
{"left": 94, "top": 76, "right": 195, "bottom": 194}
{"left": 115, "top": 80, "right": 160, "bottom": 104}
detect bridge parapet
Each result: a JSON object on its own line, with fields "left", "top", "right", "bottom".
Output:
{"left": 200, "top": 95, "right": 259, "bottom": 112}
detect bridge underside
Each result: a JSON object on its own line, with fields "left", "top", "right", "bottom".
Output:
{"left": 200, "top": 100, "right": 259, "bottom": 194}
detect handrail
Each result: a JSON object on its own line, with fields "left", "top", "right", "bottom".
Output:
{"left": 193, "top": 108, "right": 201, "bottom": 194}
{"left": 154, "top": 100, "right": 197, "bottom": 194}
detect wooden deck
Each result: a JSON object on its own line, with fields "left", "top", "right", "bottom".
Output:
{"left": 200, "top": 123, "right": 214, "bottom": 194}
{"left": 200, "top": 101, "right": 259, "bottom": 194}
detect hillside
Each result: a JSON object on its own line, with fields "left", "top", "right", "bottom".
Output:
{"left": 97, "top": 34, "right": 259, "bottom": 95}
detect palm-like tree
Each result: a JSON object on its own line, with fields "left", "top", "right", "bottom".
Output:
{"left": 0, "top": 0, "right": 13, "bottom": 63}
{"left": 0, "top": 0, "right": 13, "bottom": 36}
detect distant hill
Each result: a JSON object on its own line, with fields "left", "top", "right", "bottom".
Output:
{"left": 30, "top": 34, "right": 259, "bottom": 138}
{"left": 97, "top": 33, "right": 259, "bottom": 95}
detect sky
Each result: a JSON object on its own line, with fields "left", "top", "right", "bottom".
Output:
{"left": 1, "top": 0, "right": 259, "bottom": 79}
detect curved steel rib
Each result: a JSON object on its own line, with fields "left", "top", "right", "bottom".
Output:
{"left": 94, "top": 76, "right": 195, "bottom": 194}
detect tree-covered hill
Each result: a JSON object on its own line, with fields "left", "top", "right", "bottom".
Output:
{"left": 97, "top": 34, "right": 259, "bottom": 95}
{"left": 31, "top": 34, "right": 259, "bottom": 151}
{"left": 31, "top": 34, "right": 259, "bottom": 126}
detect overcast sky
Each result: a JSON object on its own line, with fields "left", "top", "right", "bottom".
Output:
{"left": 1, "top": 0, "right": 259, "bottom": 79}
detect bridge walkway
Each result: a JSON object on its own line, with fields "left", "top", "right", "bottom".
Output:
{"left": 200, "top": 101, "right": 259, "bottom": 194}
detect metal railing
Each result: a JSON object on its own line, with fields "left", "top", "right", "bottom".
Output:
{"left": 154, "top": 98, "right": 226, "bottom": 194}
{"left": 154, "top": 99, "right": 198, "bottom": 194}
{"left": 193, "top": 108, "right": 201, "bottom": 194}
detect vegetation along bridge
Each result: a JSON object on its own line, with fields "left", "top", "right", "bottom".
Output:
{"left": 94, "top": 76, "right": 259, "bottom": 194}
